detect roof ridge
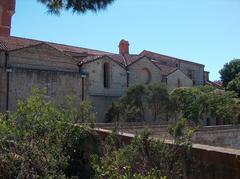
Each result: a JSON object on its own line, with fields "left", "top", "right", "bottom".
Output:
{"left": 6, "top": 36, "right": 112, "bottom": 54}
{"left": 141, "top": 49, "right": 204, "bottom": 67}
{"left": 122, "top": 54, "right": 127, "bottom": 66}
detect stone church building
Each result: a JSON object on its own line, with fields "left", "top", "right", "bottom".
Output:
{"left": 0, "top": 0, "right": 209, "bottom": 121}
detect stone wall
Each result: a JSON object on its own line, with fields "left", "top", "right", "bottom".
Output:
{"left": 83, "top": 56, "right": 127, "bottom": 122}
{"left": 167, "top": 69, "right": 193, "bottom": 91}
{"left": 96, "top": 123, "right": 240, "bottom": 149}
{"left": 128, "top": 57, "right": 162, "bottom": 86}
{"left": 7, "top": 68, "right": 82, "bottom": 111}
{"left": 0, "top": 45, "right": 83, "bottom": 112}
{"left": 8, "top": 43, "right": 78, "bottom": 72}
{"left": 95, "top": 127, "right": 240, "bottom": 179}
{"left": 83, "top": 56, "right": 127, "bottom": 97}
{"left": 179, "top": 60, "right": 205, "bottom": 85}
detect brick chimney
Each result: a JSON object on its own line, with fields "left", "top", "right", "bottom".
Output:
{"left": 0, "top": 0, "right": 15, "bottom": 36}
{"left": 119, "top": 39, "right": 129, "bottom": 55}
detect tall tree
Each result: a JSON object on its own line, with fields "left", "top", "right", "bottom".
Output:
{"left": 219, "top": 59, "right": 240, "bottom": 87}
{"left": 146, "top": 83, "right": 169, "bottom": 121}
{"left": 38, "top": 0, "right": 115, "bottom": 14}
{"left": 227, "top": 73, "right": 240, "bottom": 97}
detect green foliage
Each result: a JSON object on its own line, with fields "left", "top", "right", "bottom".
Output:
{"left": 170, "top": 87, "right": 209, "bottom": 124}
{"left": 115, "top": 84, "right": 147, "bottom": 122}
{"left": 170, "top": 86, "right": 240, "bottom": 124}
{"left": 227, "top": 73, "right": 240, "bottom": 97}
{"left": 63, "top": 125, "right": 100, "bottom": 178}
{"left": 0, "top": 88, "right": 99, "bottom": 178}
{"left": 0, "top": 88, "right": 201, "bottom": 178}
{"left": 38, "top": 0, "right": 115, "bottom": 14}
{"left": 105, "top": 83, "right": 170, "bottom": 122}
{"left": 219, "top": 59, "right": 240, "bottom": 87}
{"left": 91, "top": 131, "right": 186, "bottom": 179}
{"left": 146, "top": 83, "right": 170, "bottom": 121}
{"left": 62, "top": 95, "right": 96, "bottom": 124}
{"left": 169, "top": 118, "right": 196, "bottom": 147}
{"left": 106, "top": 83, "right": 240, "bottom": 125}
{"left": 105, "top": 102, "right": 121, "bottom": 123}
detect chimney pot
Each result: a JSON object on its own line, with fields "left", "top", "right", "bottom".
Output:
{"left": 119, "top": 39, "right": 129, "bottom": 55}
{"left": 0, "top": 0, "right": 15, "bottom": 37}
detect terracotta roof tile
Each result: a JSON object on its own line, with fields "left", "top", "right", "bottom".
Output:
{"left": 140, "top": 50, "right": 204, "bottom": 67}
{"left": 140, "top": 50, "right": 177, "bottom": 67}
{"left": 151, "top": 60, "right": 177, "bottom": 76}
{"left": 0, "top": 36, "right": 203, "bottom": 74}
{"left": 108, "top": 54, "right": 125, "bottom": 65}
{"left": 206, "top": 81, "right": 223, "bottom": 87}
{"left": 0, "top": 36, "right": 111, "bottom": 56}
{"left": 124, "top": 54, "right": 141, "bottom": 65}
{"left": 0, "top": 41, "right": 8, "bottom": 51}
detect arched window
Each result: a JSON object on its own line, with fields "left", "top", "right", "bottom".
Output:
{"left": 142, "top": 68, "right": 151, "bottom": 85}
{"left": 103, "top": 62, "right": 110, "bottom": 88}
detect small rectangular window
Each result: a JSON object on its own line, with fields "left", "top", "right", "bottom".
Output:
{"left": 177, "top": 79, "right": 181, "bottom": 87}
{"left": 161, "top": 77, "right": 167, "bottom": 84}
{"left": 103, "top": 63, "right": 110, "bottom": 88}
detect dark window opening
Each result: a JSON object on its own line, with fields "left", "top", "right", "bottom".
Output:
{"left": 177, "top": 79, "right": 181, "bottom": 87}
{"left": 206, "top": 118, "right": 210, "bottom": 126}
{"left": 162, "top": 76, "right": 167, "bottom": 84}
{"left": 187, "top": 69, "right": 194, "bottom": 80}
{"left": 103, "top": 62, "right": 110, "bottom": 88}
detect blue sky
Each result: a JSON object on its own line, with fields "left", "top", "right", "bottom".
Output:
{"left": 12, "top": 0, "right": 240, "bottom": 80}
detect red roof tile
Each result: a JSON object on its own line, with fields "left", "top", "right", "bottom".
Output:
{"left": 0, "top": 36, "right": 111, "bottom": 56}
{"left": 0, "top": 36, "right": 203, "bottom": 74}
{"left": 140, "top": 50, "right": 177, "bottom": 67}
{"left": 206, "top": 81, "right": 223, "bottom": 87}
{"left": 151, "top": 60, "right": 177, "bottom": 76}
{"left": 140, "top": 50, "right": 204, "bottom": 67}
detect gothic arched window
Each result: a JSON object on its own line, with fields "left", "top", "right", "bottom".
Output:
{"left": 103, "top": 62, "right": 110, "bottom": 88}
{"left": 142, "top": 68, "right": 152, "bottom": 85}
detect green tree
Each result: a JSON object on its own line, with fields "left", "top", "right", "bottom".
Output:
{"left": 227, "top": 73, "right": 240, "bottom": 97}
{"left": 170, "top": 87, "right": 207, "bottom": 124}
{"left": 146, "top": 83, "right": 169, "bottom": 121}
{"left": 0, "top": 88, "right": 100, "bottom": 178}
{"left": 119, "top": 84, "right": 147, "bottom": 122}
{"left": 91, "top": 121, "right": 198, "bottom": 179}
{"left": 219, "top": 59, "right": 240, "bottom": 87}
{"left": 38, "top": 0, "right": 115, "bottom": 14}
{"left": 170, "top": 86, "right": 240, "bottom": 125}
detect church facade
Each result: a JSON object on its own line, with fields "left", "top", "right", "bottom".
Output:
{"left": 0, "top": 0, "right": 209, "bottom": 121}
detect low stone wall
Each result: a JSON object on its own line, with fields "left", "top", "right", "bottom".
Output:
{"left": 94, "top": 127, "right": 240, "bottom": 179}
{"left": 95, "top": 123, "right": 240, "bottom": 149}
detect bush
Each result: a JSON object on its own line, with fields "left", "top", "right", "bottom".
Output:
{"left": 91, "top": 129, "right": 193, "bottom": 179}
{"left": 0, "top": 88, "right": 100, "bottom": 178}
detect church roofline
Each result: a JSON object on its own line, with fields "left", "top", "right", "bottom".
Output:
{"left": 79, "top": 55, "right": 126, "bottom": 69}
{"left": 8, "top": 42, "right": 78, "bottom": 66}
{"left": 141, "top": 50, "right": 205, "bottom": 67}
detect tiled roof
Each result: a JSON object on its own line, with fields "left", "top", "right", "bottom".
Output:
{"left": 206, "top": 81, "right": 223, "bottom": 87}
{"left": 140, "top": 50, "right": 204, "bottom": 67}
{"left": 151, "top": 60, "right": 177, "bottom": 76}
{"left": 108, "top": 54, "right": 125, "bottom": 65}
{"left": 140, "top": 50, "right": 177, "bottom": 67}
{"left": 0, "top": 36, "right": 111, "bottom": 56}
{"left": 0, "top": 40, "right": 8, "bottom": 51}
{"left": 0, "top": 36, "right": 203, "bottom": 75}
{"left": 124, "top": 54, "right": 141, "bottom": 66}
